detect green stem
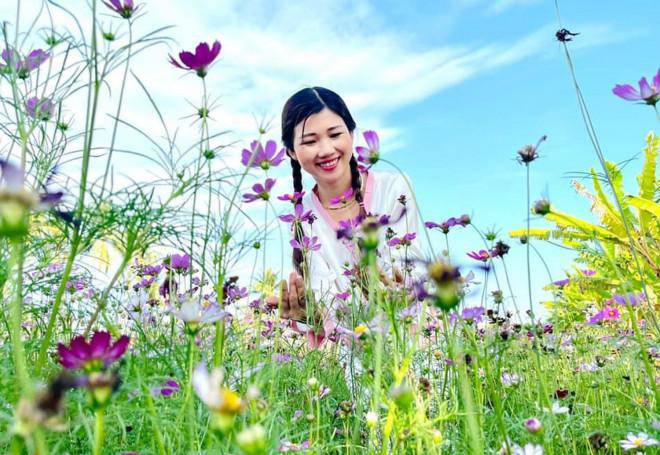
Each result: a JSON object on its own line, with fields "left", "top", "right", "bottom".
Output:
{"left": 9, "top": 238, "right": 29, "bottom": 394}
{"left": 93, "top": 408, "right": 105, "bottom": 455}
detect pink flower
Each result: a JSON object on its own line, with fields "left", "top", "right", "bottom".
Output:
{"left": 57, "top": 331, "right": 130, "bottom": 371}
{"left": 241, "top": 139, "right": 286, "bottom": 169}
{"left": 613, "top": 68, "right": 660, "bottom": 106}
{"left": 169, "top": 41, "right": 222, "bottom": 78}
{"left": 243, "top": 178, "right": 276, "bottom": 202}
{"left": 387, "top": 232, "right": 416, "bottom": 247}
{"left": 467, "top": 249, "right": 490, "bottom": 262}
{"left": 279, "top": 203, "right": 314, "bottom": 226}
{"left": 356, "top": 130, "right": 380, "bottom": 166}
{"left": 329, "top": 187, "right": 354, "bottom": 205}
{"left": 277, "top": 191, "right": 305, "bottom": 203}
{"left": 290, "top": 235, "right": 321, "bottom": 252}
{"left": 102, "top": 0, "right": 137, "bottom": 19}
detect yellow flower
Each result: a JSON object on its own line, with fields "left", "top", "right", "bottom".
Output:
{"left": 354, "top": 324, "right": 369, "bottom": 336}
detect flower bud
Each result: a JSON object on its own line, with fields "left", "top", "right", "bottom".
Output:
{"left": 236, "top": 424, "right": 267, "bottom": 455}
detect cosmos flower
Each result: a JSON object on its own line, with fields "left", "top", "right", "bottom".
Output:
{"left": 608, "top": 292, "right": 646, "bottom": 306}
{"left": 329, "top": 187, "right": 354, "bottom": 205}
{"left": 356, "top": 130, "right": 380, "bottom": 166}
{"left": 619, "top": 432, "right": 658, "bottom": 451}
{"left": 169, "top": 41, "right": 222, "bottom": 78}
{"left": 151, "top": 379, "right": 180, "bottom": 397}
{"left": 192, "top": 363, "right": 243, "bottom": 432}
{"left": 0, "top": 159, "right": 64, "bottom": 237}
{"left": 279, "top": 203, "right": 314, "bottom": 226}
{"left": 102, "top": 0, "right": 138, "bottom": 18}
{"left": 467, "top": 249, "right": 490, "bottom": 262}
{"left": 243, "top": 178, "right": 276, "bottom": 203}
{"left": 241, "top": 139, "right": 286, "bottom": 170}
{"left": 57, "top": 331, "right": 130, "bottom": 371}
{"left": 501, "top": 372, "right": 521, "bottom": 387}
{"left": 1, "top": 48, "right": 50, "bottom": 78}
{"left": 613, "top": 69, "right": 660, "bottom": 106}
{"left": 290, "top": 235, "right": 321, "bottom": 252}
{"left": 588, "top": 306, "right": 620, "bottom": 325}
{"left": 170, "top": 295, "right": 228, "bottom": 332}
{"left": 461, "top": 306, "right": 485, "bottom": 323}
{"left": 26, "top": 97, "right": 55, "bottom": 121}
{"left": 387, "top": 232, "right": 416, "bottom": 247}
{"left": 277, "top": 191, "right": 305, "bottom": 203}
{"left": 164, "top": 253, "right": 191, "bottom": 273}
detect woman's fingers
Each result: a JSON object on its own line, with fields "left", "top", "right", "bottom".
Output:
{"left": 279, "top": 279, "right": 290, "bottom": 318}
{"left": 294, "top": 273, "right": 306, "bottom": 309}
{"left": 288, "top": 271, "right": 301, "bottom": 317}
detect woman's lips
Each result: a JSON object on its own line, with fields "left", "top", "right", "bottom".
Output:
{"left": 317, "top": 156, "right": 339, "bottom": 171}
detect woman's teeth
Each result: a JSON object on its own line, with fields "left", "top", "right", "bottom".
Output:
{"left": 318, "top": 157, "right": 339, "bottom": 169}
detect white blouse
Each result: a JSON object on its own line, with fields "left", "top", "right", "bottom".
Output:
{"left": 297, "top": 169, "right": 423, "bottom": 307}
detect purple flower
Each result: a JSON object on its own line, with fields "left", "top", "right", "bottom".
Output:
{"left": 57, "top": 331, "right": 130, "bottom": 371}
{"left": 277, "top": 191, "right": 305, "bottom": 203}
{"left": 169, "top": 41, "right": 222, "bottom": 78}
{"left": 279, "top": 203, "right": 314, "bottom": 226}
{"left": 581, "top": 269, "right": 596, "bottom": 276}
{"left": 461, "top": 306, "right": 485, "bottom": 323}
{"left": 553, "top": 278, "right": 570, "bottom": 288}
{"left": 164, "top": 253, "right": 190, "bottom": 273}
{"left": 517, "top": 135, "right": 547, "bottom": 164}
{"left": 102, "top": 0, "right": 137, "bottom": 18}
{"left": 290, "top": 235, "right": 321, "bottom": 252}
{"left": 387, "top": 232, "right": 416, "bottom": 247}
{"left": 613, "top": 68, "right": 660, "bottom": 106}
{"left": 467, "top": 249, "right": 490, "bottom": 262}
{"left": 608, "top": 292, "right": 645, "bottom": 307}
{"left": 152, "top": 379, "right": 180, "bottom": 397}
{"left": 243, "top": 178, "right": 276, "bottom": 203}
{"left": 355, "top": 130, "right": 380, "bottom": 166}
{"left": 524, "top": 417, "right": 542, "bottom": 434}
{"left": 26, "top": 97, "right": 55, "bottom": 121}
{"left": 336, "top": 215, "right": 362, "bottom": 240}
{"left": 329, "top": 187, "right": 354, "bottom": 205}
{"left": 241, "top": 140, "right": 286, "bottom": 170}
{"left": 336, "top": 291, "right": 351, "bottom": 300}
{"left": 1, "top": 48, "right": 50, "bottom": 78}
{"left": 588, "top": 306, "right": 620, "bottom": 325}
{"left": 425, "top": 214, "right": 470, "bottom": 234}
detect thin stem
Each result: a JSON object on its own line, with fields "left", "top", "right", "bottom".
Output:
{"left": 93, "top": 408, "right": 105, "bottom": 455}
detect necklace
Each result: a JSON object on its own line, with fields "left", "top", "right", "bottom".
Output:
{"left": 323, "top": 198, "right": 357, "bottom": 211}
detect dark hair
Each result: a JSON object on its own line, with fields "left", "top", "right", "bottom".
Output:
{"left": 281, "top": 87, "right": 365, "bottom": 273}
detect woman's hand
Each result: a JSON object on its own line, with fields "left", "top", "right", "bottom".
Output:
{"left": 279, "top": 271, "right": 320, "bottom": 324}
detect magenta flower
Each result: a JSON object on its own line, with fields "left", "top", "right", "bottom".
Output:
{"left": 387, "top": 232, "right": 416, "bottom": 247}
{"left": 588, "top": 306, "right": 620, "bottom": 325}
{"left": 356, "top": 130, "right": 380, "bottom": 166}
{"left": 279, "top": 203, "right": 314, "bottom": 226}
{"left": 524, "top": 417, "right": 542, "bottom": 434}
{"left": 329, "top": 187, "right": 354, "bottom": 205}
{"left": 277, "top": 191, "right": 305, "bottom": 203}
{"left": 169, "top": 41, "right": 222, "bottom": 78}
{"left": 102, "top": 0, "right": 137, "bottom": 18}
{"left": 290, "top": 235, "right": 321, "bottom": 252}
{"left": 164, "top": 253, "right": 191, "bottom": 273}
{"left": 425, "top": 214, "right": 470, "bottom": 234}
{"left": 26, "top": 97, "right": 55, "bottom": 121}
{"left": 467, "top": 249, "right": 490, "bottom": 262}
{"left": 243, "top": 178, "right": 276, "bottom": 202}
{"left": 1, "top": 48, "right": 50, "bottom": 78}
{"left": 57, "top": 331, "right": 130, "bottom": 371}
{"left": 613, "top": 68, "right": 660, "bottom": 106}
{"left": 241, "top": 140, "right": 286, "bottom": 170}
{"left": 553, "top": 278, "right": 570, "bottom": 287}
{"left": 336, "top": 291, "right": 351, "bottom": 300}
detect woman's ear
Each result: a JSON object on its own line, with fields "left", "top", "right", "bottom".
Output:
{"left": 287, "top": 149, "right": 298, "bottom": 161}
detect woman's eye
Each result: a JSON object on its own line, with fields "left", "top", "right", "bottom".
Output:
{"left": 302, "top": 141, "right": 316, "bottom": 145}
{"left": 331, "top": 133, "right": 342, "bottom": 138}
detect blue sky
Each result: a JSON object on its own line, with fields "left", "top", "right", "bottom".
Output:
{"left": 1, "top": 0, "right": 657, "bottom": 312}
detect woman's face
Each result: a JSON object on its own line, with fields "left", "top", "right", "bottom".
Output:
{"left": 290, "top": 107, "right": 354, "bottom": 187}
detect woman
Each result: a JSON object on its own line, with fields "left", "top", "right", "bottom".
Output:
{"left": 277, "top": 86, "right": 423, "bottom": 347}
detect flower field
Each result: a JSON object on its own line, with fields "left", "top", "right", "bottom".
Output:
{"left": 0, "top": 1, "right": 658, "bottom": 454}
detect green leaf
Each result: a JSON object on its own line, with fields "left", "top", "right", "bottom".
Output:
{"left": 636, "top": 132, "right": 659, "bottom": 232}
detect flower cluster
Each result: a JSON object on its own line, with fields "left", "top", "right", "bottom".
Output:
{"left": 1, "top": 48, "right": 50, "bottom": 78}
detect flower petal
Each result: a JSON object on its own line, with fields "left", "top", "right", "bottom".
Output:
{"left": 106, "top": 335, "right": 130, "bottom": 362}
{"left": 612, "top": 84, "right": 640, "bottom": 101}
{"left": 89, "top": 331, "right": 111, "bottom": 358}
{"left": 638, "top": 77, "right": 653, "bottom": 100}
{"left": 178, "top": 51, "right": 198, "bottom": 70}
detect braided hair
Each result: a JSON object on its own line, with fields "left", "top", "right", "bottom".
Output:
{"left": 282, "top": 87, "right": 364, "bottom": 273}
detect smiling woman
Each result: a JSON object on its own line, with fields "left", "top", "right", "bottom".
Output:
{"left": 277, "top": 87, "right": 423, "bottom": 348}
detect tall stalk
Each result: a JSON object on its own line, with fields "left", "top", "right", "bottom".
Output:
{"left": 36, "top": 0, "right": 103, "bottom": 374}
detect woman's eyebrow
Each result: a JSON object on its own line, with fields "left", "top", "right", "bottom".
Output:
{"left": 301, "top": 125, "right": 343, "bottom": 139}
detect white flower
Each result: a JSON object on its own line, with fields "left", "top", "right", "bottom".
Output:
{"left": 365, "top": 411, "right": 378, "bottom": 427}
{"left": 543, "top": 401, "right": 569, "bottom": 414}
{"left": 619, "top": 432, "right": 658, "bottom": 451}
{"left": 513, "top": 443, "right": 544, "bottom": 455}
{"left": 170, "top": 295, "right": 227, "bottom": 326}
{"left": 191, "top": 363, "right": 242, "bottom": 415}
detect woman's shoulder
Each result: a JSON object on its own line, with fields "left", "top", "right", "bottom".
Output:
{"left": 370, "top": 169, "right": 413, "bottom": 199}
